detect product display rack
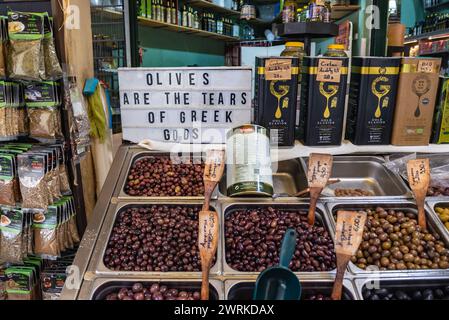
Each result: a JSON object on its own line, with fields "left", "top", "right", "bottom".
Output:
{"left": 61, "top": 146, "right": 449, "bottom": 300}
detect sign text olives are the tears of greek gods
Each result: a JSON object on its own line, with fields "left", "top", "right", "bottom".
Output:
{"left": 119, "top": 68, "right": 252, "bottom": 143}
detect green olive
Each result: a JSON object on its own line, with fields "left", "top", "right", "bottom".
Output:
{"left": 382, "top": 241, "right": 392, "bottom": 250}
{"left": 380, "top": 257, "right": 390, "bottom": 267}
{"left": 379, "top": 233, "right": 389, "bottom": 242}
{"left": 390, "top": 233, "right": 399, "bottom": 241}
{"left": 404, "top": 253, "right": 414, "bottom": 262}
{"left": 439, "top": 261, "right": 449, "bottom": 269}
{"left": 396, "top": 263, "right": 407, "bottom": 270}
{"left": 400, "top": 245, "right": 410, "bottom": 254}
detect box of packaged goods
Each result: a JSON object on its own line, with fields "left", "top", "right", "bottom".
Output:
{"left": 431, "top": 77, "right": 449, "bottom": 144}
{"left": 346, "top": 57, "right": 401, "bottom": 145}
{"left": 299, "top": 57, "right": 349, "bottom": 146}
{"left": 254, "top": 56, "right": 299, "bottom": 147}
{"left": 391, "top": 57, "right": 442, "bottom": 146}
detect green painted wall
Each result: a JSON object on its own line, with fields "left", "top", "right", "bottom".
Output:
{"left": 401, "top": 0, "right": 424, "bottom": 28}
{"left": 138, "top": 25, "right": 226, "bottom": 67}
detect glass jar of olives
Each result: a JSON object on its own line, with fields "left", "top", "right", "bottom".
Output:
{"left": 324, "top": 44, "right": 347, "bottom": 57}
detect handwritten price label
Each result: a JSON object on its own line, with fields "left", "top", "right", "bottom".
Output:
{"left": 417, "top": 60, "right": 439, "bottom": 74}
{"left": 407, "top": 159, "right": 430, "bottom": 189}
{"left": 265, "top": 59, "right": 292, "bottom": 81}
{"left": 308, "top": 153, "right": 333, "bottom": 188}
{"left": 204, "top": 150, "right": 225, "bottom": 182}
{"left": 199, "top": 210, "right": 218, "bottom": 251}
{"left": 317, "top": 59, "right": 342, "bottom": 83}
{"left": 335, "top": 211, "right": 367, "bottom": 256}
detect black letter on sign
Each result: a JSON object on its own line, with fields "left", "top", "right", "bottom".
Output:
{"left": 214, "top": 110, "right": 219, "bottom": 122}
{"left": 203, "top": 73, "right": 210, "bottom": 85}
{"left": 163, "top": 129, "right": 170, "bottom": 141}
{"left": 148, "top": 112, "right": 155, "bottom": 124}
{"left": 184, "top": 129, "right": 190, "bottom": 140}
{"left": 241, "top": 92, "right": 247, "bottom": 105}
{"left": 192, "top": 128, "right": 199, "bottom": 140}
{"left": 189, "top": 73, "right": 195, "bottom": 86}
{"left": 180, "top": 111, "right": 186, "bottom": 123}
{"left": 134, "top": 93, "right": 140, "bottom": 105}
{"left": 191, "top": 110, "right": 197, "bottom": 122}
{"left": 226, "top": 111, "right": 232, "bottom": 122}
{"left": 123, "top": 93, "right": 129, "bottom": 105}
{"left": 230, "top": 93, "right": 236, "bottom": 105}
{"left": 160, "top": 111, "right": 166, "bottom": 123}
{"left": 165, "top": 92, "right": 170, "bottom": 104}
{"left": 202, "top": 110, "right": 207, "bottom": 123}
{"left": 146, "top": 73, "right": 153, "bottom": 85}
{"left": 144, "top": 93, "right": 150, "bottom": 105}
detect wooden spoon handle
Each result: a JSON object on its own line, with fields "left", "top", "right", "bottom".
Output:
{"left": 331, "top": 257, "right": 350, "bottom": 300}
{"left": 308, "top": 188, "right": 321, "bottom": 226}
{"left": 417, "top": 198, "right": 427, "bottom": 230}
{"left": 201, "top": 262, "right": 211, "bottom": 300}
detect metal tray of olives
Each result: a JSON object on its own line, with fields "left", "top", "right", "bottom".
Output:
{"left": 218, "top": 159, "right": 308, "bottom": 198}
{"left": 224, "top": 279, "right": 360, "bottom": 300}
{"left": 86, "top": 201, "right": 222, "bottom": 279}
{"left": 299, "top": 156, "right": 411, "bottom": 200}
{"left": 220, "top": 201, "right": 339, "bottom": 278}
{"left": 77, "top": 277, "right": 224, "bottom": 300}
{"left": 326, "top": 201, "right": 449, "bottom": 277}
{"left": 354, "top": 276, "right": 449, "bottom": 301}
{"left": 116, "top": 149, "right": 217, "bottom": 201}
{"left": 426, "top": 201, "right": 449, "bottom": 239}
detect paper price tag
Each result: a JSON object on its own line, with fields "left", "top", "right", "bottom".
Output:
{"left": 199, "top": 210, "right": 218, "bottom": 251}
{"left": 307, "top": 153, "right": 333, "bottom": 188}
{"left": 407, "top": 159, "right": 430, "bottom": 189}
{"left": 418, "top": 60, "right": 439, "bottom": 74}
{"left": 335, "top": 211, "right": 367, "bottom": 256}
{"left": 316, "top": 59, "right": 342, "bottom": 83}
{"left": 204, "top": 149, "right": 225, "bottom": 182}
{"left": 265, "top": 59, "right": 292, "bottom": 81}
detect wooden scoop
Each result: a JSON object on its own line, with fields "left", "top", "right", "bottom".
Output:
{"left": 307, "top": 153, "right": 333, "bottom": 226}
{"left": 407, "top": 159, "right": 430, "bottom": 230}
{"left": 331, "top": 210, "right": 367, "bottom": 300}
{"left": 202, "top": 149, "right": 225, "bottom": 211}
{"left": 199, "top": 149, "right": 225, "bottom": 300}
{"left": 199, "top": 210, "right": 219, "bottom": 300}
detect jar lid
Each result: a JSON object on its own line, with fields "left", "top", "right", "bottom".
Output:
{"left": 328, "top": 44, "right": 345, "bottom": 50}
{"left": 285, "top": 42, "right": 304, "bottom": 48}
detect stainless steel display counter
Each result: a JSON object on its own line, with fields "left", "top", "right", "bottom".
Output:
{"left": 61, "top": 145, "right": 449, "bottom": 300}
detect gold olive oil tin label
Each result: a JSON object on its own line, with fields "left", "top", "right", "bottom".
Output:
{"left": 254, "top": 57, "right": 299, "bottom": 147}
{"left": 431, "top": 77, "right": 449, "bottom": 144}
{"left": 299, "top": 57, "right": 349, "bottom": 146}
{"left": 346, "top": 57, "right": 401, "bottom": 145}
{"left": 226, "top": 124, "right": 273, "bottom": 197}
{"left": 391, "top": 57, "right": 442, "bottom": 146}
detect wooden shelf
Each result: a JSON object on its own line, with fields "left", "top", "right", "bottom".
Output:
{"left": 405, "top": 29, "right": 449, "bottom": 44}
{"left": 187, "top": 0, "right": 240, "bottom": 17}
{"left": 138, "top": 17, "right": 239, "bottom": 41}
{"left": 331, "top": 5, "right": 360, "bottom": 21}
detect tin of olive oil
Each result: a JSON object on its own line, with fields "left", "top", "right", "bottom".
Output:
{"left": 346, "top": 57, "right": 401, "bottom": 145}
{"left": 254, "top": 56, "right": 299, "bottom": 147}
{"left": 299, "top": 57, "right": 349, "bottom": 146}
{"left": 431, "top": 77, "right": 449, "bottom": 144}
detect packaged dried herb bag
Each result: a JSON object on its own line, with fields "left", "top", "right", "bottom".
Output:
{"left": 43, "top": 15, "right": 62, "bottom": 80}
{"left": 7, "top": 11, "right": 44, "bottom": 81}
{"left": 0, "top": 268, "right": 6, "bottom": 300}
{"left": 0, "top": 80, "right": 7, "bottom": 139}
{"left": 0, "top": 17, "right": 7, "bottom": 78}
{"left": 0, "top": 154, "right": 16, "bottom": 206}
{"left": 0, "top": 207, "right": 24, "bottom": 264}
{"left": 67, "top": 197, "right": 79, "bottom": 244}
{"left": 4, "top": 267, "right": 34, "bottom": 300}
{"left": 18, "top": 153, "right": 49, "bottom": 210}
{"left": 50, "top": 144, "right": 71, "bottom": 195}
{"left": 25, "top": 81, "right": 59, "bottom": 141}
{"left": 33, "top": 206, "right": 60, "bottom": 259}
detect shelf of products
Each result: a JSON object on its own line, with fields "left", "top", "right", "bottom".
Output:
{"left": 331, "top": 4, "right": 360, "bottom": 21}
{"left": 187, "top": 0, "right": 240, "bottom": 17}
{"left": 138, "top": 16, "right": 239, "bottom": 40}
{"left": 424, "top": 0, "right": 449, "bottom": 10}
{"left": 405, "top": 29, "right": 449, "bottom": 44}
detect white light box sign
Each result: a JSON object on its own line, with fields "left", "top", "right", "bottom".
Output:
{"left": 119, "top": 67, "right": 252, "bottom": 143}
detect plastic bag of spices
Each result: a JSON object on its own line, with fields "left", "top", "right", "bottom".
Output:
{"left": 42, "top": 15, "right": 62, "bottom": 80}
{"left": 0, "top": 207, "right": 24, "bottom": 264}
{"left": 33, "top": 207, "right": 60, "bottom": 259}
{"left": 67, "top": 197, "right": 79, "bottom": 244}
{"left": 7, "top": 11, "right": 44, "bottom": 81}
{"left": 18, "top": 152, "right": 49, "bottom": 210}
{"left": 0, "top": 154, "right": 16, "bottom": 206}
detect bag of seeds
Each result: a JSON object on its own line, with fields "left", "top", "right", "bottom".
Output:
{"left": 0, "top": 17, "right": 7, "bottom": 78}
{"left": 18, "top": 152, "right": 49, "bottom": 210}
{"left": 50, "top": 144, "right": 71, "bottom": 195}
{"left": 67, "top": 197, "right": 79, "bottom": 244}
{"left": 66, "top": 78, "right": 90, "bottom": 147}
{"left": 0, "top": 268, "right": 6, "bottom": 300}
{"left": 0, "top": 154, "right": 16, "bottom": 206}
{"left": 4, "top": 266, "right": 34, "bottom": 300}
{"left": 25, "top": 81, "right": 60, "bottom": 141}
{"left": 0, "top": 207, "right": 24, "bottom": 264}
{"left": 42, "top": 15, "right": 62, "bottom": 80}
{"left": 33, "top": 206, "right": 60, "bottom": 260}
{"left": 0, "top": 80, "right": 7, "bottom": 140}
{"left": 7, "top": 11, "right": 44, "bottom": 81}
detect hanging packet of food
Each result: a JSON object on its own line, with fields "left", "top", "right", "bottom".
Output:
{"left": 49, "top": 143, "right": 71, "bottom": 195}
{"left": 0, "top": 80, "right": 7, "bottom": 139}
{"left": 24, "top": 81, "right": 60, "bottom": 141}
{"left": 66, "top": 78, "right": 90, "bottom": 148}
{"left": 0, "top": 153, "right": 16, "bottom": 206}
{"left": 4, "top": 266, "right": 34, "bottom": 300}
{"left": 33, "top": 204, "right": 60, "bottom": 260}
{"left": 18, "top": 152, "right": 49, "bottom": 210}
{"left": 43, "top": 15, "right": 62, "bottom": 80}
{"left": 0, "top": 206, "right": 24, "bottom": 264}
{"left": 0, "top": 17, "right": 7, "bottom": 78}
{"left": 7, "top": 11, "right": 44, "bottom": 81}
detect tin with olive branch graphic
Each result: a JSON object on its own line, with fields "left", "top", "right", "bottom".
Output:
{"left": 346, "top": 57, "right": 401, "bottom": 145}
{"left": 299, "top": 57, "right": 349, "bottom": 146}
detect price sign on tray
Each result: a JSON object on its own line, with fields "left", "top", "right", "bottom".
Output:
{"left": 118, "top": 67, "right": 252, "bottom": 144}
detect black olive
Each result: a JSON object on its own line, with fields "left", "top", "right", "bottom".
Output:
{"left": 435, "top": 289, "right": 445, "bottom": 299}
{"left": 444, "top": 286, "right": 449, "bottom": 295}
{"left": 370, "top": 294, "right": 380, "bottom": 300}
{"left": 423, "top": 289, "right": 434, "bottom": 300}
{"left": 412, "top": 290, "right": 423, "bottom": 300}
{"left": 387, "top": 293, "right": 394, "bottom": 299}
{"left": 395, "top": 290, "right": 409, "bottom": 300}
{"left": 374, "top": 288, "right": 389, "bottom": 298}
{"left": 363, "top": 289, "right": 373, "bottom": 300}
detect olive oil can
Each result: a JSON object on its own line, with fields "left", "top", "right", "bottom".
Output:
{"left": 431, "top": 77, "right": 449, "bottom": 144}
{"left": 299, "top": 57, "right": 349, "bottom": 146}
{"left": 346, "top": 57, "right": 401, "bottom": 145}
{"left": 254, "top": 57, "right": 299, "bottom": 147}
{"left": 391, "top": 57, "right": 442, "bottom": 146}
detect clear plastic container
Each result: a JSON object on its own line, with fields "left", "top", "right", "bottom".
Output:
{"left": 324, "top": 44, "right": 348, "bottom": 57}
